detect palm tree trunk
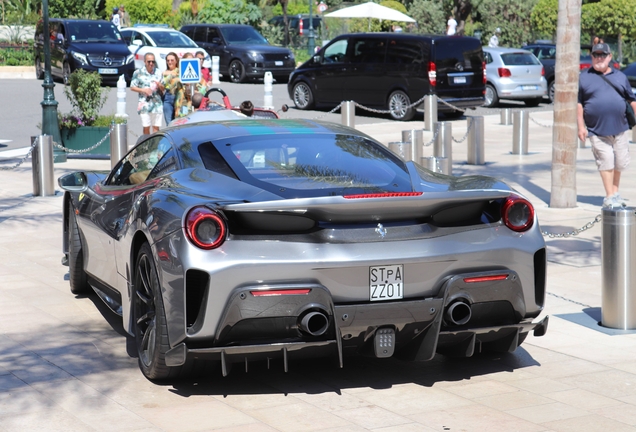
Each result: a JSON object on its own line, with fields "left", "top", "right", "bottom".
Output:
{"left": 550, "top": 0, "right": 582, "bottom": 208}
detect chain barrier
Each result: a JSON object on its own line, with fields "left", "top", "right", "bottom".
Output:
{"left": 541, "top": 214, "right": 602, "bottom": 238}
{"left": 312, "top": 102, "right": 345, "bottom": 121}
{"left": 436, "top": 97, "right": 467, "bottom": 113}
{"left": 451, "top": 117, "right": 474, "bottom": 143}
{"left": 0, "top": 137, "right": 38, "bottom": 171}
{"left": 128, "top": 128, "right": 140, "bottom": 139}
{"left": 52, "top": 125, "right": 112, "bottom": 154}
{"left": 353, "top": 95, "right": 428, "bottom": 116}
{"left": 546, "top": 292, "right": 593, "bottom": 309}
{"left": 423, "top": 122, "right": 440, "bottom": 147}
{"left": 529, "top": 114, "right": 553, "bottom": 128}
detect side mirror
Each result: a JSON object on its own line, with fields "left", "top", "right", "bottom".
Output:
{"left": 58, "top": 172, "right": 88, "bottom": 192}
{"left": 132, "top": 39, "right": 143, "bottom": 47}
{"left": 313, "top": 54, "right": 320, "bottom": 63}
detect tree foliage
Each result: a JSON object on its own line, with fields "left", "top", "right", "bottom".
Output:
{"left": 408, "top": 0, "right": 446, "bottom": 34}
{"left": 197, "top": 0, "right": 262, "bottom": 27}
{"left": 581, "top": 0, "right": 636, "bottom": 39}
{"left": 530, "top": 0, "right": 558, "bottom": 39}
{"left": 104, "top": 0, "right": 174, "bottom": 25}
{"left": 49, "top": 0, "right": 102, "bottom": 19}
{"left": 474, "top": 0, "right": 538, "bottom": 46}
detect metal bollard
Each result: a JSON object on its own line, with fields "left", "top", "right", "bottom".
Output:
{"left": 401, "top": 129, "right": 423, "bottom": 162}
{"left": 31, "top": 135, "right": 55, "bottom": 197}
{"left": 263, "top": 71, "right": 274, "bottom": 109}
{"left": 467, "top": 116, "right": 485, "bottom": 165}
{"left": 424, "top": 95, "right": 437, "bottom": 131}
{"left": 342, "top": 101, "right": 355, "bottom": 127}
{"left": 110, "top": 123, "right": 128, "bottom": 168}
{"left": 420, "top": 156, "right": 450, "bottom": 175}
{"left": 512, "top": 110, "right": 529, "bottom": 154}
{"left": 500, "top": 108, "right": 512, "bottom": 125}
{"left": 212, "top": 56, "right": 220, "bottom": 85}
{"left": 601, "top": 207, "right": 636, "bottom": 330}
{"left": 434, "top": 121, "right": 452, "bottom": 167}
{"left": 115, "top": 75, "right": 128, "bottom": 119}
{"left": 632, "top": 126, "right": 636, "bottom": 144}
{"left": 388, "top": 141, "right": 412, "bottom": 161}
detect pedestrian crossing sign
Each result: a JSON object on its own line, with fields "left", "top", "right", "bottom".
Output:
{"left": 179, "top": 58, "right": 201, "bottom": 84}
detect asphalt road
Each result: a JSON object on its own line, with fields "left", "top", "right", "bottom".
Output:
{"left": 0, "top": 77, "right": 553, "bottom": 152}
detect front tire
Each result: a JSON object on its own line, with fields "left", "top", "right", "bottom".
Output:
{"left": 388, "top": 90, "right": 414, "bottom": 121}
{"left": 68, "top": 202, "right": 90, "bottom": 295}
{"left": 292, "top": 81, "right": 315, "bottom": 110}
{"left": 484, "top": 84, "right": 499, "bottom": 108}
{"left": 229, "top": 60, "right": 246, "bottom": 83}
{"left": 35, "top": 56, "right": 44, "bottom": 80}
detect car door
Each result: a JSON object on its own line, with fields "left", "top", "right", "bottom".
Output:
{"left": 205, "top": 27, "right": 228, "bottom": 73}
{"left": 313, "top": 38, "right": 350, "bottom": 105}
{"left": 50, "top": 21, "right": 65, "bottom": 76}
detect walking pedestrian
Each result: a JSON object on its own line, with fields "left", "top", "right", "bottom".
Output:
{"left": 111, "top": 7, "right": 120, "bottom": 29}
{"left": 447, "top": 15, "right": 458, "bottom": 36}
{"left": 119, "top": 4, "right": 131, "bottom": 28}
{"left": 488, "top": 28, "right": 501, "bottom": 47}
{"left": 161, "top": 52, "right": 179, "bottom": 125}
{"left": 130, "top": 53, "right": 164, "bottom": 135}
{"left": 578, "top": 42, "right": 636, "bottom": 208}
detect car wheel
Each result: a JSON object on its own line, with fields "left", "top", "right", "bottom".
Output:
{"left": 229, "top": 60, "right": 246, "bottom": 83}
{"left": 524, "top": 98, "right": 542, "bottom": 107}
{"left": 484, "top": 84, "right": 499, "bottom": 108}
{"left": 548, "top": 81, "right": 556, "bottom": 103}
{"left": 292, "top": 81, "right": 314, "bottom": 110}
{"left": 35, "top": 56, "right": 44, "bottom": 80}
{"left": 388, "top": 90, "right": 415, "bottom": 121}
{"left": 63, "top": 62, "right": 71, "bottom": 85}
{"left": 68, "top": 202, "right": 90, "bottom": 295}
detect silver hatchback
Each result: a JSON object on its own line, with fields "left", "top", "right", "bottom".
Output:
{"left": 483, "top": 47, "right": 547, "bottom": 107}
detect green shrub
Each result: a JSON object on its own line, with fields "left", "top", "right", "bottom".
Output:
{"left": 59, "top": 70, "right": 109, "bottom": 130}
{"left": 0, "top": 46, "right": 33, "bottom": 66}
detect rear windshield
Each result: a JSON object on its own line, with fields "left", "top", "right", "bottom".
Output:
{"left": 500, "top": 53, "right": 540, "bottom": 66}
{"left": 433, "top": 38, "right": 482, "bottom": 71}
{"left": 203, "top": 134, "right": 412, "bottom": 198}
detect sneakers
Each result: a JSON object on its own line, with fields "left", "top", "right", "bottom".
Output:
{"left": 602, "top": 193, "right": 628, "bottom": 209}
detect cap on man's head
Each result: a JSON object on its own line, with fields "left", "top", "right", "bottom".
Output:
{"left": 592, "top": 43, "right": 611, "bottom": 54}
{"left": 496, "top": 27, "right": 501, "bottom": 33}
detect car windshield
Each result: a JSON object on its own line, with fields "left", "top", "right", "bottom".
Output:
{"left": 68, "top": 22, "right": 122, "bottom": 43}
{"left": 203, "top": 131, "right": 412, "bottom": 197}
{"left": 147, "top": 31, "right": 197, "bottom": 48}
{"left": 219, "top": 26, "right": 268, "bottom": 45}
{"left": 500, "top": 53, "right": 540, "bottom": 66}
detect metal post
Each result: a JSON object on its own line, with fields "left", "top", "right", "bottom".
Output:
{"left": 110, "top": 123, "right": 128, "bottom": 168}
{"left": 434, "top": 121, "right": 452, "bottom": 167}
{"left": 264, "top": 72, "right": 274, "bottom": 109}
{"left": 632, "top": 126, "right": 636, "bottom": 144}
{"left": 115, "top": 75, "right": 129, "bottom": 120}
{"left": 467, "top": 117, "right": 485, "bottom": 165}
{"left": 424, "top": 95, "right": 437, "bottom": 131}
{"left": 401, "top": 129, "right": 423, "bottom": 162}
{"left": 31, "top": 135, "right": 55, "bottom": 197}
{"left": 307, "top": 0, "right": 315, "bottom": 55}
{"left": 500, "top": 108, "right": 512, "bottom": 125}
{"left": 601, "top": 207, "right": 636, "bottom": 330}
{"left": 420, "top": 156, "right": 450, "bottom": 175}
{"left": 512, "top": 110, "right": 529, "bottom": 154}
{"left": 388, "top": 141, "right": 412, "bottom": 161}
{"left": 212, "top": 56, "right": 220, "bottom": 85}
{"left": 341, "top": 101, "right": 355, "bottom": 127}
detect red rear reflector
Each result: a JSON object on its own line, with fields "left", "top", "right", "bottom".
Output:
{"left": 580, "top": 63, "right": 591, "bottom": 70}
{"left": 344, "top": 192, "right": 423, "bottom": 199}
{"left": 251, "top": 289, "right": 311, "bottom": 296}
{"left": 463, "top": 274, "right": 509, "bottom": 283}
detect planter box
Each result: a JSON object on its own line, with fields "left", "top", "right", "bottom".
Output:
{"left": 61, "top": 126, "right": 111, "bottom": 158}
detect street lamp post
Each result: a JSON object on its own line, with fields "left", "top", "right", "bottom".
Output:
{"left": 307, "top": 0, "right": 315, "bottom": 55}
{"left": 40, "top": 0, "right": 65, "bottom": 162}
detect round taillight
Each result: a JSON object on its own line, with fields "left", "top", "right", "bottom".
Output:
{"left": 502, "top": 195, "right": 534, "bottom": 232}
{"left": 185, "top": 207, "right": 227, "bottom": 249}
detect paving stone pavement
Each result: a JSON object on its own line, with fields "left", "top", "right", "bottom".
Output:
{"left": 1, "top": 108, "right": 636, "bottom": 432}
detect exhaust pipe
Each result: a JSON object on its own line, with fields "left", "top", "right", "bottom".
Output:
{"left": 445, "top": 301, "right": 472, "bottom": 326}
{"left": 298, "top": 311, "right": 329, "bottom": 336}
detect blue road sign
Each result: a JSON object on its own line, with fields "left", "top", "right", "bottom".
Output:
{"left": 179, "top": 58, "right": 201, "bottom": 84}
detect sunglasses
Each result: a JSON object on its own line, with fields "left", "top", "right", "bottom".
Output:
{"left": 146, "top": 60, "right": 156, "bottom": 63}
{"left": 592, "top": 53, "right": 609, "bottom": 59}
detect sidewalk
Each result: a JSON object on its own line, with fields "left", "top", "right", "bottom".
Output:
{"left": 1, "top": 111, "right": 636, "bottom": 432}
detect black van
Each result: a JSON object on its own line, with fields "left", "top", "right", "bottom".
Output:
{"left": 34, "top": 19, "right": 135, "bottom": 85}
{"left": 288, "top": 33, "right": 486, "bottom": 120}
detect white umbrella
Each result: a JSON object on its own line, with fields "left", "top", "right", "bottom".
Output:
{"left": 325, "top": 2, "right": 415, "bottom": 31}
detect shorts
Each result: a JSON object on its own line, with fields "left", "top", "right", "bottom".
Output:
{"left": 140, "top": 112, "right": 162, "bottom": 128}
{"left": 589, "top": 130, "right": 630, "bottom": 171}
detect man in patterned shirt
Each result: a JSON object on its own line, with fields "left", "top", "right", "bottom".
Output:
{"left": 130, "top": 53, "right": 164, "bottom": 134}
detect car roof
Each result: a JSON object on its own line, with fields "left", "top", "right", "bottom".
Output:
{"left": 483, "top": 47, "right": 533, "bottom": 54}
{"left": 121, "top": 27, "right": 178, "bottom": 33}
{"left": 182, "top": 24, "right": 253, "bottom": 29}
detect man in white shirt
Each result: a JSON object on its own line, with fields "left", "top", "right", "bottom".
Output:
{"left": 447, "top": 16, "right": 457, "bottom": 35}
{"left": 489, "top": 28, "right": 501, "bottom": 47}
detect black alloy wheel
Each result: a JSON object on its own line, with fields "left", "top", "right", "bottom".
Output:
{"left": 292, "top": 81, "right": 314, "bottom": 110}
{"left": 229, "top": 60, "right": 246, "bottom": 83}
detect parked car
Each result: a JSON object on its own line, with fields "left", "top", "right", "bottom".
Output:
{"left": 288, "top": 33, "right": 486, "bottom": 121}
{"left": 58, "top": 118, "right": 548, "bottom": 381}
{"left": 120, "top": 26, "right": 209, "bottom": 71}
{"left": 483, "top": 47, "right": 547, "bottom": 108}
{"left": 180, "top": 24, "right": 295, "bottom": 83}
{"left": 268, "top": 14, "right": 323, "bottom": 37}
{"left": 621, "top": 61, "right": 636, "bottom": 93}
{"left": 523, "top": 42, "right": 620, "bottom": 102}
{"left": 34, "top": 19, "right": 135, "bottom": 84}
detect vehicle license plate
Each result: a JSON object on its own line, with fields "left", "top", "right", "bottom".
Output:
{"left": 369, "top": 265, "right": 404, "bottom": 301}
{"left": 275, "top": 61, "right": 283, "bottom": 66}
{"left": 98, "top": 68, "right": 117, "bottom": 74}
{"left": 522, "top": 85, "right": 537, "bottom": 90}
{"left": 454, "top": 76, "right": 466, "bottom": 84}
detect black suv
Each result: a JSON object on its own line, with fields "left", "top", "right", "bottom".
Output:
{"left": 34, "top": 19, "right": 135, "bottom": 85}
{"left": 288, "top": 33, "right": 485, "bottom": 121}
{"left": 180, "top": 24, "right": 296, "bottom": 83}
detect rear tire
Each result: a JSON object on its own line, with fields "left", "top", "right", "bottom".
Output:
{"left": 388, "top": 90, "right": 415, "bottom": 121}
{"left": 524, "top": 98, "right": 541, "bottom": 107}
{"left": 548, "top": 81, "right": 555, "bottom": 103}
{"left": 292, "top": 81, "right": 314, "bottom": 110}
{"left": 68, "top": 202, "right": 90, "bottom": 295}
{"left": 484, "top": 84, "right": 499, "bottom": 108}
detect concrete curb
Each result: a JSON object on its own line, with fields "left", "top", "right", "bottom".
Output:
{"left": 0, "top": 66, "right": 36, "bottom": 79}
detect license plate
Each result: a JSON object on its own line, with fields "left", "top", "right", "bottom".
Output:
{"left": 275, "top": 61, "right": 283, "bottom": 66}
{"left": 454, "top": 76, "right": 466, "bottom": 84}
{"left": 98, "top": 68, "right": 117, "bottom": 74}
{"left": 369, "top": 265, "right": 403, "bottom": 301}
{"left": 522, "top": 85, "right": 537, "bottom": 90}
